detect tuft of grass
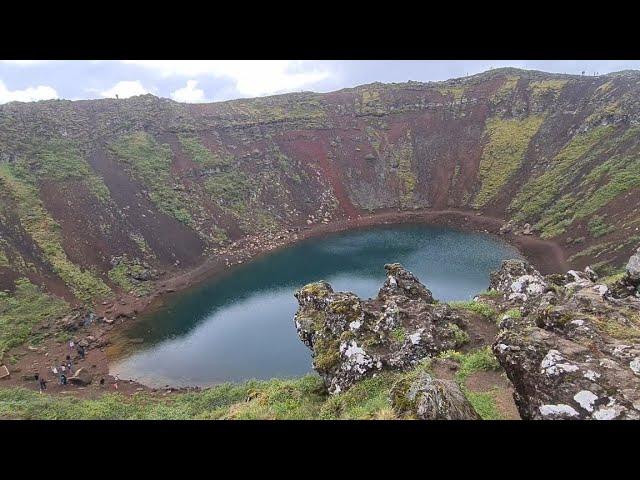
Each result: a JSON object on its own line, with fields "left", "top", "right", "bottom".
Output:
{"left": 449, "top": 300, "right": 497, "bottom": 321}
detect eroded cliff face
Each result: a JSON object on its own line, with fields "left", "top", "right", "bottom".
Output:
{"left": 2, "top": 68, "right": 640, "bottom": 308}
{"left": 293, "top": 249, "right": 640, "bottom": 420}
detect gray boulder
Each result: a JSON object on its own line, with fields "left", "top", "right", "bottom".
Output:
{"left": 68, "top": 368, "right": 92, "bottom": 386}
{"left": 390, "top": 372, "right": 480, "bottom": 420}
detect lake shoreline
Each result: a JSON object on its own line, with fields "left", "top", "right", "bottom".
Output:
{"left": 2, "top": 208, "right": 567, "bottom": 398}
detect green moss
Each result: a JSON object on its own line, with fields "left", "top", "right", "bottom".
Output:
{"left": 474, "top": 116, "right": 544, "bottom": 207}
{"left": 0, "top": 164, "right": 111, "bottom": 304}
{"left": 313, "top": 337, "right": 341, "bottom": 373}
{"left": 0, "top": 278, "right": 69, "bottom": 360}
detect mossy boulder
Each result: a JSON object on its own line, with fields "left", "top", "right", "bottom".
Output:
{"left": 293, "top": 264, "right": 467, "bottom": 394}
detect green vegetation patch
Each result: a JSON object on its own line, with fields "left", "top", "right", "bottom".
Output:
{"left": 11, "top": 139, "right": 111, "bottom": 203}
{"left": 109, "top": 132, "right": 193, "bottom": 226}
{"left": 0, "top": 164, "right": 111, "bottom": 304}
{"left": 439, "top": 347, "right": 503, "bottom": 419}
{"left": 491, "top": 76, "right": 519, "bottom": 104}
{"left": 509, "top": 126, "right": 614, "bottom": 226}
{"left": 529, "top": 79, "right": 568, "bottom": 101}
{"left": 107, "top": 256, "right": 153, "bottom": 295}
{"left": 0, "top": 278, "right": 69, "bottom": 360}
{"left": 474, "top": 115, "right": 544, "bottom": 207}
{"left": 449, "top": 300, "right": 497, "bottom": 321}
{"left": 588, "top": 215, "right": 615, "bottom": 238}
{"left": 178, "top": 135, "right": 233, "bottom": 169}
{"left": 0, "top": 373, "right": 396, "bottom": 420}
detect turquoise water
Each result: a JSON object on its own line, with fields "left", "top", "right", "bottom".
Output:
{"left": 109, "top": 224, "right": 521, "bottom": 387}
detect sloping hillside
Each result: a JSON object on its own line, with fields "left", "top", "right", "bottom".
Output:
{"left": 1, "top": 67, "right": 640, "bottom": 314}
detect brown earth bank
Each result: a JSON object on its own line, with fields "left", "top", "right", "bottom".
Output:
{"left": 0, "top": 208, "right": 565, "bottom": 402}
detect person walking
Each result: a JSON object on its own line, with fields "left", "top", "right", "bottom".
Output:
{"left": 66, "top": 355, "right": 73, "bottom": 374}
{"left": 60, "top": 373, "right": 67, "bottom": 385}
{"left": 39, "top": 377, "right": 47, "bottom": 393}
{"left": 113, "top": 374, "right": 119, "bottom": 390}
{"left": 77, "top": 345, "right": 85, "bottom": 360}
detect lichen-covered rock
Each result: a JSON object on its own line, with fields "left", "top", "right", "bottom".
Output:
{"left": 628, "top": 247, "right": 640, "bottom": 283}
{"left": 294, "top": 264, "right": 467, "bottom": 394}
{"left": 489, "top": 259, "right": 548, "bottom": 302}
{"left": 390, "top": 372, "right": 480, "bottom": 420}
{"left": 612, "top": 246, "right": 640, "bottom": 298}
{"left": 493, "top": 255, "right": 640, "bottom": 420}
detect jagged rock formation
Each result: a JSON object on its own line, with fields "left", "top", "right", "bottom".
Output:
{"left": 294, "top": 246, "right": 640, "bottom": 420}
{"left": 491, "top": 253, "right": 640, "bottom": 420}
{"left": 293, "top": 263, "right": 468, "bottom": 394}
{"left": 2, "top": 68, "right": 640, "bottom": 308}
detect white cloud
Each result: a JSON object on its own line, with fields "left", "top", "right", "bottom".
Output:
{"left": 122, "top": 60, "right": 330, "bottom": 97}
{"left": 0, "top": 80, "right": 58, "bottom": 104}
{"left": 171, "top": 80, "right": 207, "bottom": 103}
{"left": 100, "top": 80, "right": 149, "bottom": 99}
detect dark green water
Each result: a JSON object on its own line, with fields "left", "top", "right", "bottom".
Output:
{"left": 109, "top": 224, "right": 521, "bottom": 388}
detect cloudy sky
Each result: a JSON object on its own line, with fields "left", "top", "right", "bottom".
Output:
{"left": 1, "top": 60, "right": 639, "bottom": 105}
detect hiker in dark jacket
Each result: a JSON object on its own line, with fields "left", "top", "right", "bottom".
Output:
{"left": 39, "top": 377, "right": 47, "bottom": 393}
{"left": 77, "top": 345, "right": 85, "bottom": 360}
{"left": 60, "top": 373, "right": 67, "bottom": 385}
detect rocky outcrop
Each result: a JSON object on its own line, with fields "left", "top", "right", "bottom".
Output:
{"left": 293, "top": 263, "right": 468, "bottom": 394}
{"left": 491, "top": 254, "right": 640, "bottom": 420}
{"left": 611, "top": 247, "right": 640, "bottom": 298}
{"left": 489, "top": 259, "right": 548, "bottom": 302}
{"left": 390, "top": 372, "right": 480, "bottom": 420}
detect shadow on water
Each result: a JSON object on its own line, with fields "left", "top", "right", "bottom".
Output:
{"left": 109, "top": 224, "right": 521, "bottom": 388}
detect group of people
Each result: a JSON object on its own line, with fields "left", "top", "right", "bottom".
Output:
{"left": 36, "top": 341, "right": 88, "bottom": 393}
